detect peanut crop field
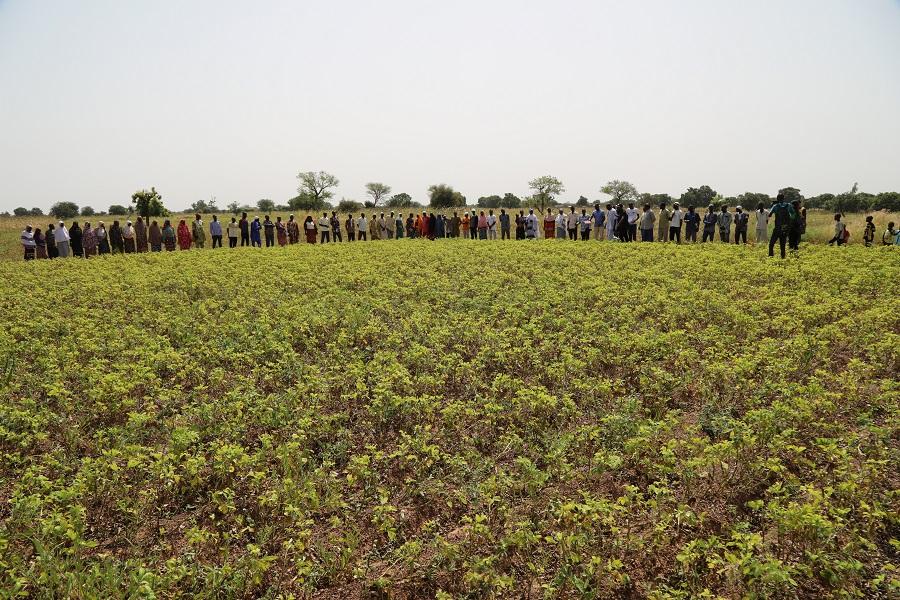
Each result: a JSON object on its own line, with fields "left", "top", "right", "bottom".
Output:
{"left": 1, "top": 240, "right": 898, "bottom": 598}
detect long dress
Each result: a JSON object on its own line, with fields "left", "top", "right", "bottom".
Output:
{"left": 70, "top": 225, "right": 83, "bottom": 257}
{"left": 162, "top": 226, "right": 176, "bottom": 251}
{"left": 755, "top": 210, "right": 769, "bottom": 243}
{"left": 544, "top": 215, "right": 555, "bottom": 239}
{"left": 276, "top": 222, "right": 288, "bottom": 246}
{"left": 177, "top": 223, "right": 192, "bottom": 250}
{"left": 135, "top": 220, "right": 149, "bottom": 252}
{"left": 149, "top": 223, "right": 162, "bottom": 251}
{"left": 304, "top": 222, "right": 317, "bottom": 243}
{"left": 35, "top": 232, "right": 48, "bottom": 258}
{"left": 82, "top": 227, "right": 97, "bottom": 257}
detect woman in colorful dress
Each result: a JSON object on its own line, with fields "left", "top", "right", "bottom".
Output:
{"left": 162, "top": 220, "right": 177, "bottom": 251}
{"left": 82, "top": 222, "right": 97, "bottom": 257}
{"left": 276, "top": 216, "right": 288, "bottom": 246}
{"left": 543, "top": 208, "right": 555, "bottom": 239}
{"left": 149, "top": 220, "right": 162, "bottom": 252}
{"left": 304, "top": 216, "right": 317, "bottom": 243}
{"left": 177, "top": 219, "right": 193, "bottom": 250}
{"left": 34, "top": 228, "right": 48, "bottom": 259}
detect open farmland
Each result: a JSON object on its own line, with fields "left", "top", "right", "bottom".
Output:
{"left": 1, "top": 241, "right": 898, "bottom": 598}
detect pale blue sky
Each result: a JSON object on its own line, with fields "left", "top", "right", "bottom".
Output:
{"left": 1, "top": 0, "right": 899, "bottom": 212}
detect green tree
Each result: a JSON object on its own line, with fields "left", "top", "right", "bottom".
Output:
{"left": 874, "top": 191, "right": 900, "bottom": 211}
{"left": 336, "top": 198, "right": 363, "bottom": 213}
{"left": 226, "top": 201, "right": 241, "bottom": 215}
{"left": 257, "top": 199, "right": 276, "bottom": 213}
{"left": 639, "top": 193, "right": 674, "bottom": 207}
{"left": 365, "top": 182, "right": 392, "bottom": 207}
{"left": 297, "top": 171, "right": 340, "bottom": 206}
{"left": 428, "top": 184, "right": 459, "bottom": 208}
{"left": 500, "top": 193, "right": 521, "bottom": 208}
{"left": 13, "top": 207, "right": 29, "bottom": 216}
{"left": 29, "top": 207, "right": 44, "bottom": 216}
{"left": 288, "top": 194, "right": 329, "bottom": 211}
{"left": 575, "top": 195, "right": 590, "bottom": 207}
{"left": 601, "top": 180, "right": 639, "bottom": 205}
{"left": 50, "top": 201, "right": 80, "bottom": 219}
{"left": 80, "top": 206, "right": 95, "bottom": 216}
{"left": 108, "top": 204, "right": 128, "bottom": 215}
{"left": 529, "top": 175, "right": 565, "bottom": 212}
{"left": 477, "top": 195, "right": 502, "bottom": 208}
{"left": 131, "top": 187, "right": 168, "bottom": 220}
{"left": 737, "top": 192, "right": 772, "bottom": 209}
{"left": 679, "top": 185, "right": 717, "bottom": 207}
{"left": 386, "top": 193, "right": 419, "bottom": 208}
{"left": 777, "top": 187, "right": 804, "bottom": 204}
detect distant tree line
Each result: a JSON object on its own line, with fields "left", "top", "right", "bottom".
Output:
{"left": 10, "top": 176, "right": 897, "bottom": 220}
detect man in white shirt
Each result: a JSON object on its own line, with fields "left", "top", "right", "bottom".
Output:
{"left": 566, "top": 207, "right": 579, "bottom": 240}
{"left": 356, "top": 214, "right": 369, "bottom": 241}
{"left": 626, "top": 202, "right": 640, "bottom": 242}
{"left": 55, "top": 221, "right": 71, "bottom": 257}
{"left": 318, "top": 213, "right": 331, "bottom": 243}
{"left": 525, "top": 209, "right": 539, "bottom": 239}
{"left": 486, "top": 209, "right": 497, "bottom": 240}
{"left": 669, "top": 202, "right": 684, "bottom": 244}
{"left": 555, "top": 209, "right": 567, "bottom": 240}
{"left": 605, "top": 204, "right": 617, "bottom": 241}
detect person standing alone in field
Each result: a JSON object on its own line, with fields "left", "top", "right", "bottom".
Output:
{"left": 755, "top": 203, "right": 769, "bottom": 244}
{"left": 227, "top": 217, "right": 240, "bottom": 247}
{"left": 768, "top": 193, "right": 796, "bottom": 258}
{"left": 733, "top": 206, "right": 749, "bottom": 244}
{"left": 717, "top": 205, "right": 732, "bottom": 243}
{"left": 239, "top": 212, "right": 250, "bottom": 246}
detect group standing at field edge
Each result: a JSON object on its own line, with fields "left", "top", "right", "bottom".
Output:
{"left": 18, "top": 193, "right": 900, "bottom": 260}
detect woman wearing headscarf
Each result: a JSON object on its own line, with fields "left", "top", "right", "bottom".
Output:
{"left": 82, "top": 222, "right": 97, "bottom": 257}
{"left": 149, "top": 220, "right": 162, "bottom": 251}
{"left": 34, "top": 227, "right": 48, "bottom": 259}
{"left": 276, "top": 216, "right": 288, "bottom": 246}
{"left": 96, "top": 222, "right": 109, "bottom": 254}
{"left": 109, "top": 220, "right": 123, "bottom": 253}
{"left": 70, "top": 221, "right": 83, "bottom": 257}
{"left": 135, "top": 217, "right": 148, "bottom": 252}
{"left": 304, "top": 215, "right": 317, "bottom": 243}
{"left": 46, "top": 223, "right": 58, "bottom": 258}
{"left": 162, "top": 220, "right": 177, "bottom": 251}
{"left": 177, "top": 219, "right": 193, "bottom": 250}
{"left": 414, "top": 214, "right": 423, "bottom": 238}
{"left": 123, "top": 220, "right": 136, "bottom": 253}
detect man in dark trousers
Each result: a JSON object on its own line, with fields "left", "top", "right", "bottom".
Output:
{"left": 768, "top": 193, "right": 796, "bottom": 259}
{"left": 239, "top": 212, "right": 250, "bottom": 246}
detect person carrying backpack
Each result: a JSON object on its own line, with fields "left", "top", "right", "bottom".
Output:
{"left": 768, "top": 193, "right": 796, "bottom": 259}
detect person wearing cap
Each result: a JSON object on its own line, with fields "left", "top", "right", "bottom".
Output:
{"left": 733, "top": 206, "right": 749, "bottom": 244}
{"left": 82, "top": 222, "right": 97, "bottom": 257}
{"left": 135, "top": 216, "right": 148, "bottom": 252}
{"left": 54, "top": 221, "right": 70, "bottom": 257}
{"left": 96, "top": 221, "right": 109, "bottom": 254}
{"left": 209, "top": 215, "right": 223, "bottom": 248}
{"left": 287, "top": 214, "right": 300, "bottom": 244}
{"left": 669, "top": 202, "right": 684, "bottom": 244}
{"left": 227, "top": 217, "right": 240, "bottom": 247}
{"left": 192, "top": 214, "right": 206, "bottom": 249}
{"left": 122, "top": 220, "right": 136, "bottom": 253}
{"left": 20, "top": 225, "right": 36, "bottom": 260}
{"left": 717, "top": 205, "right": 733, "bottom": 243}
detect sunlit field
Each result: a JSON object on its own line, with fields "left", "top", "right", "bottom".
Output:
{"left": 1, "top": 240, "right": 897, "bottom": 598}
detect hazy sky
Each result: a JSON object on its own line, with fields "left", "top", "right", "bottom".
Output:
{"left": 2, "top": 0, "right": 899, "bottom": 212}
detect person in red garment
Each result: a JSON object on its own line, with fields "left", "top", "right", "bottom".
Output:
{"left": 177, "top": 219, "right": 193, "bottom": 250}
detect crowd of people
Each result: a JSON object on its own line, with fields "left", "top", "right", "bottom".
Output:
{"left": 18, "top": 193, "right": 900, "bottom": 261}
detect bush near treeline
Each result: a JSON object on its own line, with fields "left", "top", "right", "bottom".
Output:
{"left": 0, "top": 242, "right": 897, "bottom": 598}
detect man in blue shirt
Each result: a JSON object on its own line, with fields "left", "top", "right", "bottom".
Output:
{"left": 592, "top": 203, "right": 606, "bottom": 240}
